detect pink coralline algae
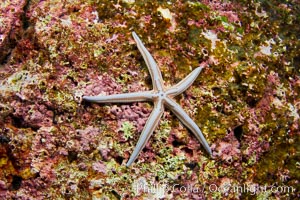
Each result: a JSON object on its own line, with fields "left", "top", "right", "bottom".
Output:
{"left": 0, "top": 0, "right": 299, "bottom": 199}
{"left": 84, "top": 74, "right": 123, "bottom": 96}
{"left": 0, "top": 0, "right": 26, "bottom": 63}
{"left": 240, "top": 71, "right": 285, "bottom": 159}
{"left": 10, "top": 101, "right": 53, "bottom": 129}
{"left": 76, "top": 126, "right": 100, "bottom": 152}
{"left": 111, "top": 103, "right": 151, "bottom": 132}
{"left": 83, "top": 71, "right": 152, "bottom": 134}
{"left": 92, "top": 161, "right": 107, "bottom": 174}
{"left": 213, "top": 140, "right": 241, "bottom": 163}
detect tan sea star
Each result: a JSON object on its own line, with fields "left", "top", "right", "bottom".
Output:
{"left": 83, "top": 32, "right": 212, "bottom": 166}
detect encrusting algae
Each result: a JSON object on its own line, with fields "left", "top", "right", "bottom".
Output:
{"left": 0, "top": 0, "right": 299, "bottom": 199}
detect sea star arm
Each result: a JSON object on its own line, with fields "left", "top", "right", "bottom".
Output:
{"left": 166, "top": 67, "right": 203, "bottom": 97}
{"left": 83, "top": 91, "right": 154, "bottom": 103}
{"left": 126, "top": 99, "right": 164, "bottom": 166}
{"left": 165, "top": 98, "right": 212, "bottom": 156}
{"left": 132, "top": 32, "right": 164, "bottom": 91}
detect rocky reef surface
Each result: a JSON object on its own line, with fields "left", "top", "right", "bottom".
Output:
{"left": 0, "top": 0, "right": 299, "bottom": 199}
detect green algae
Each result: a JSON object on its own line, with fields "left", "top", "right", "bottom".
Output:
{"left": 255, "top": 136, "right": 300, "bottom": 189}
{"left": 119, "top": 121, "right": 134, "bottom": 140}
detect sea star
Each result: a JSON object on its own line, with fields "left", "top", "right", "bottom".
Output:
{"left": 83, "top": 32, "right": 212, "bottom": 166}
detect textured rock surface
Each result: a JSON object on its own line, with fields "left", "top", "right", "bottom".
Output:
{"left": 0, "top": 0, "right": 299, "bottom": 199}
{"left": 0, "top": 0, "right": 27, "bottom": 63}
